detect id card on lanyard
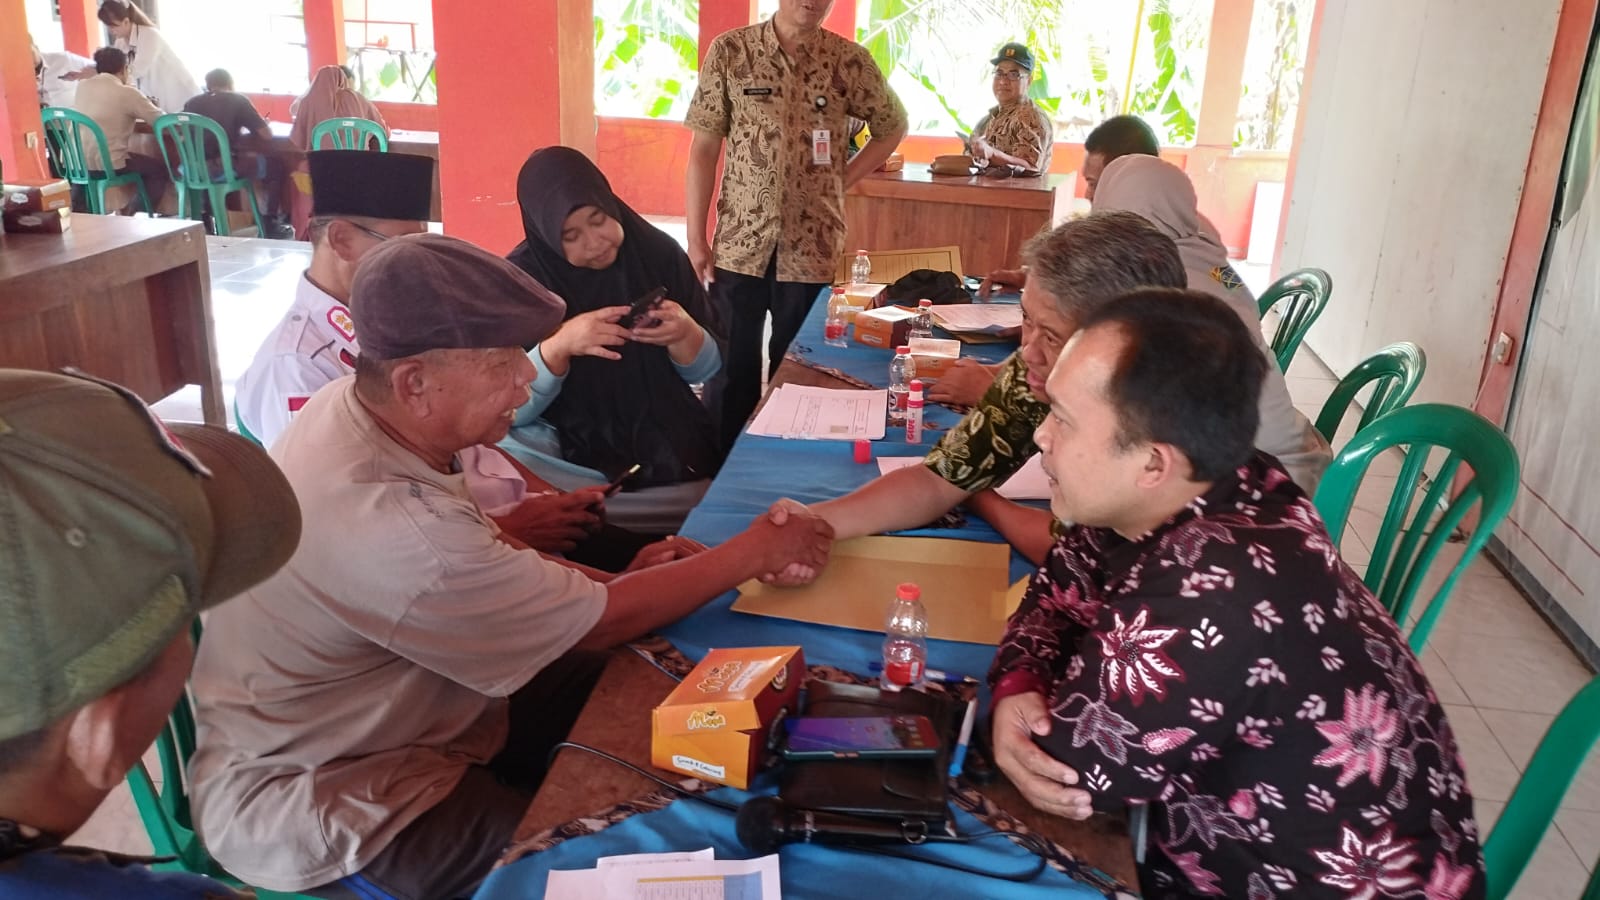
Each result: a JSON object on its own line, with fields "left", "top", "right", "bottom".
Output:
{"left": 812, "top": 129, "right": 832, "bottom": 166}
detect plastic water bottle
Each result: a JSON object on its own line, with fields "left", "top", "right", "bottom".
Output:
{"left": 905, "top": 379, "right": 924, "bottom": 444}
{"left": 882, "top": 582, "right": 928, "bottom": 691}
{"left": 824, "top": 287, "right": 849, "bottom": 348}
{"left": 852, "top": 250, "right": 872, "bottom": 285}
{"left": 888, "top": 345, "right": 916, "bottom": 426}
{"left": 909, "top": 299, "right": 934, "bottom": 340}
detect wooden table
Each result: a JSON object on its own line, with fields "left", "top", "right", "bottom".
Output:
{"left": 266, "top": 122, "right": 443, "bottom": 220}
{"left": 845, "top": 163, "right": 1075, "bottom": 277}
{"left": 510, "top": 648, "right": 1138, "bottom": 888}
{"left": 0, "top": 214, "right": 222, "bottom": 425}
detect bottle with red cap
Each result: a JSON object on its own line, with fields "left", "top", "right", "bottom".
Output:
{"left": 887, "top": 345, "right": 916, "bottom": 426}
{"left": 882, "top": 582, "right": 928, "bottom": 691}
{"left": 905, "top": 379, "right": 924, "bottom": 443}
{"left": 824, "top": 287, "right": 848, "bottom": 348}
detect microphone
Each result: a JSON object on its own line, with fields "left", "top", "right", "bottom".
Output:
{"left": 734, "top": 796, "right": 951, "bottom": 854}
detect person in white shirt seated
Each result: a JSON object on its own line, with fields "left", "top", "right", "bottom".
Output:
{"left": 70, "top": 47, "right": 168, "bottom": 214}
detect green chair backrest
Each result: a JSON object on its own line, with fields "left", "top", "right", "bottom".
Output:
{"left": 40, "top": 106, "right": 115, "bottom": 183}
{"left": 153, "top": 112, "right": 242, "bottom": 190}
{"left": 309, "top": 117, "right": 389, "bottom": 152}
{"left": 1257, "top": 267, "right": 1333, "bottom": 372}
{"left": 125, "top": 619, "right": 309, "bottom": 897}
{"left": 1313, "top": 403, "right": 1521, "bottom": 654}
{"left": 1484, "top": 674, "right": 1600, "bottom": 899}
{"left": 1313, "top": 342, "right": 1428, "bottom": 443}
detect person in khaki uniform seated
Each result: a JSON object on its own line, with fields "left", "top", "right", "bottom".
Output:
{"left": 70, "top": 47, "right": 169, "bottom": 215}
{"left": 969, "top": 42, "right": 1054, "bottom": 173}
{"left": 0, "top": 369, "right": 299, "bottom": 898}
{"left": 189, "top": 234, "right": 835, "bottom": 900}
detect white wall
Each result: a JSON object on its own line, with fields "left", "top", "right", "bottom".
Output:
{"left": 1279, "top": 0, "right": 1562, "bottom": 405}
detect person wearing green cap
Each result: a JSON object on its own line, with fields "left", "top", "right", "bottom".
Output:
{"left": 0, "top": 368, "right": 301, "bottom": 898}
{"left": 970, "top": 41, "right": 1054, "bottom": 174}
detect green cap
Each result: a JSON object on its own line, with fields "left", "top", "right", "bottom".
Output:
{"left": 991, "top": 42, "right": 1036, "bottom": 71}
{"left": 0, "top": 369, "right": 301, "bottom": 740}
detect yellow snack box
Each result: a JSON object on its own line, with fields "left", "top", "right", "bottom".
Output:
{"left": 651, "top": 646, "right": 804, "bottom": 789}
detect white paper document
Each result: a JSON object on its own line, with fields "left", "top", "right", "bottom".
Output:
{"left": 747, "top": 385, "right": 887, "bottom": 440}
{"left": 546, "top": 849, "right": 780, "bottom": 900}
{"left": 930, "top": 304, "right": 1023, "bottom": 334}
{"left": 877, "top": 453, "right": 1052, "bottom": 500}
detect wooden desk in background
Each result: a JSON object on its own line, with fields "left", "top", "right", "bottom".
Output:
{"left": 266, "top": 122, "right": 443, "bottom": 220}
{"left": 846, "top": 164, "right": 1075, "bottom": 277}
{"left": 0, "top": 215, "right": 222, "bottom": 425}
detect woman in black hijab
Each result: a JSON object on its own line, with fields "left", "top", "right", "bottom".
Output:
{"left": 503, "top": 146, "right": 725, "bottom": 533}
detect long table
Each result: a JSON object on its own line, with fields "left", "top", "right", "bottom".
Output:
{"left": 0, "top": 214, "right": 222, "bottom": 425}
{"left": 846, "top": 163, "right": 1075, "bottom": 276}
{"left": 479, "top": 299, "right": 1138, "bottom": 897}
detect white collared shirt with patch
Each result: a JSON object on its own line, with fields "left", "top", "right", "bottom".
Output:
{"left": 234, "top": 274, "right": 360, "bottom": 449}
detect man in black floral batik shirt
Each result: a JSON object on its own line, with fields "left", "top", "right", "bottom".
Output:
{"left": 990, "top": 290, "right": 1483, "bottom": 899}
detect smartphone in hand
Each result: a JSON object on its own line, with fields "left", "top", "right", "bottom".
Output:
{"left": 619, "top": 287, "right": 667, "bottom": 330}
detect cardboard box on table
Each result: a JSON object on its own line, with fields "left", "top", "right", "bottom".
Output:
{"left": 854, "top": 306, "right": 919, "bottom": 349}
{"left": 652, "top": 646, "right": 804, "bottom": 789}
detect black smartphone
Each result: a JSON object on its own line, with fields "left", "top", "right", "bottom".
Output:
{"left": 619, "top": 286, "right": 667, "bottom": 330}
{"left": 781, "top": 715, "right": 941, "bottom": 761}
{"left": 603, "top": 463, "right": 641, "bottom": 497}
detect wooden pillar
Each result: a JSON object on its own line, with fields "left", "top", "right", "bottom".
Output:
{"left": 1, "top": 0, "right": 46, "bottom": 181}
{"left": 432, "top": 0, "right": 594, "bottom": 251}
{"left": 1188, "top": 0, "right": 1255, "bottom": 255}
{"left": 303, "top": 0, "right": 347, "bottom": 74}
{"left": 823, "top": 0, "right": 857, "bottom": 39}
{"left": 59, "top": 0, "right": 101, "bottom": 56}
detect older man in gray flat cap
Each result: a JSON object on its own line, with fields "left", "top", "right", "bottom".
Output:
{"left": 189, "top": 234, "right": 834, "bottom": 900}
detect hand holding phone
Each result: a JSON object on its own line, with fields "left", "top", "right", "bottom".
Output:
{"left": 603, "top": 463, "right": 642, "bottom": 497}
{"left": 619, "top": 287, "right": 667, "bottom": 330}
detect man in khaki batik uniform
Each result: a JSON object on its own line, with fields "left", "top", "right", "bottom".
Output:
{"left": 970, "top": 42, "right": 1054, "bottom": 174}
{"left": 685, "top": 0, "right": 908, "bottom": 450}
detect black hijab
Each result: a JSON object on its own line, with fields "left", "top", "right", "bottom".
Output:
{"left": 507, "top": 147, "right": 724, "bottom": 487}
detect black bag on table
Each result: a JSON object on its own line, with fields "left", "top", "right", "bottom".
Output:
{"left": 882, "top": 269, "right": 973, "bottom": 307}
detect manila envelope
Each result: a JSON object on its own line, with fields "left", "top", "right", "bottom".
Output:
{"left": 733, "top": 536, "right": 1027, "bottom": 645}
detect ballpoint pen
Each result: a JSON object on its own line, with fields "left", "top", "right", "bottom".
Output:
{"left": 948, "top": 696, "right": 978, "bottom": 778}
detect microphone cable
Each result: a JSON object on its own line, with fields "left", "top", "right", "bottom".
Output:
{"left": 544, "top": 741, "right": 1051, "bottom": 883}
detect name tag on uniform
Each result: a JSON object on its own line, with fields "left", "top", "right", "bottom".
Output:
{"left": 743, "top": 87, "right": 773, "bottom": 96}
{"left": 812, "top": 129, "right": 832, "bottom": 166}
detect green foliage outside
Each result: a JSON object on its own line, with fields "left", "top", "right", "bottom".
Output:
{"left": 595, "top": 0, "right": 700, "bottom": 120}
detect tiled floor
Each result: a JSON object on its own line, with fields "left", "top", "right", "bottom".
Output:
{"left": 87, "top": 238, "right": 1597, "bottom": 896}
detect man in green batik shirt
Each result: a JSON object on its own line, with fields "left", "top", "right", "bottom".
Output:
{"left": 768, "top": 212, "right": 1187, "bottom": 571}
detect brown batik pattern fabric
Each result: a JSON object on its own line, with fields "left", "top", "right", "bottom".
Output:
{"left": 972, "top": 98, "right": 1055, "bottom": 173}
{"left": 923, "top": 352, "right": 1050, "bottom": 493}
{"left": 686, "top": 20, "right": 906, "bottom": 284}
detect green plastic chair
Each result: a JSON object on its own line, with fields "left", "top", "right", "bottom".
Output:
{"left": 1313, "top": 403, "right": 1520, "bottom": 654}
{"left": 1313, "top": 342, "right": 1427, "bottom": 443}
{"left": 39, "top": 106, "right": 153, "bottom": 215}
{"left": 309, "top": 117, "right": 389, "bottom": 152}
{"left": 152, "top": 112, "right": 266, "bottom": 236}
{"left": 1257, "top": 267, "right": 1333, "bottom": 372}
{"left": 1484, "top": 674, "right": 1600, "bottom": 899}
{"left": 125, "top": 619, "right": 308, "bottom": 897}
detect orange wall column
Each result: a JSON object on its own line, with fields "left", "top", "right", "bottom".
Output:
{"left": 1, "top": 0, "right": 46, "bottom": 181}
{"left": 1188, "top": 0, "right": 1255, "bottom": 255}
{"left": 59, "top": 0, "right": 101, "bottom": 56}
{"left": 302, "top": 0, "right": 348, "bottom": 74}
{"left": 432, "top": 0, "right": 594, "bottom": 251}
{"left": 823, "top": 0, "right": 857, "bottom": 38}
{"left": 700, "top": 0, "right": 756, "bottom": 60}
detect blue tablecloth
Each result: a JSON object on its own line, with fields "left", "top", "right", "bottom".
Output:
{"left": 662, "top": 295, "right": 1035, "bottom": 681}
{"left": 476, "top": 784, "right": 1106, "bottom": 900}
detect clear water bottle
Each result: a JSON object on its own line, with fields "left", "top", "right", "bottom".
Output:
{"left": 888, "top": 345, "right": 916, "bottom": 426}
{"left": 824, "top": 287, "right": 849, "bottom": 347}
{"left": 852, "top": 250, "right": 872, "bottom": 285}
{"left": 882, "top": 582, "right": 928, "bottom": 691}
{"left": 909, "top": 299, "right": 934, "bottom": 340}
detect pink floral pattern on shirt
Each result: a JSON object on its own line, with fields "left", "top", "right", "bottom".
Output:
{"left": 990, "top": 453, "right": 1485, "bottom": 899}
